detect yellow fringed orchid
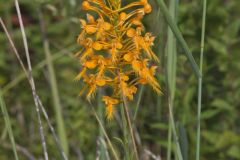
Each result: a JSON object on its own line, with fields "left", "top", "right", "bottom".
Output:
{"left": 75, "top": 0, "right": 161, "bottom": 120}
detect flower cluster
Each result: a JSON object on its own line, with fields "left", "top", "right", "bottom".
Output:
{"left": 76, "top": 0, "right": 161, "bottom": 119}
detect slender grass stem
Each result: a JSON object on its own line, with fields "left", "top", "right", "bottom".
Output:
{"left": 196, "top": 0, "right": 207, "bottom": 160}
{"left": 0, "top": 88, "right": 19, "bottom": 160}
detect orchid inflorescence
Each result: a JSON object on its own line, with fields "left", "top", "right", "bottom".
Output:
{"left": 75, "top": 0, "right": 161, "bottom": 119}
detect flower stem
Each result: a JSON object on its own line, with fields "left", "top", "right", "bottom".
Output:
{"left": 122, "top": 95, "right": 139, "bottom": 160}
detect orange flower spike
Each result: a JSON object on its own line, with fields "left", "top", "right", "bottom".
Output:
{"left": 76, "top": 0, "right": 161, "bottom": 120}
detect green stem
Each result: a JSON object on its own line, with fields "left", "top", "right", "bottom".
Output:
{"left": 0, "top": 88, "right": 19, "bottom": 160}
{"left": 196, "top": 0, "right": 207, "bottom": 160}
{"left": 168, "top": 98, "right": 183, "bottom": 160}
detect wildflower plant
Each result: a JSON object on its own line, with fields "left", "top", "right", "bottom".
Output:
{"left": 76, "top": 0, "right": 161, "bottom": 119}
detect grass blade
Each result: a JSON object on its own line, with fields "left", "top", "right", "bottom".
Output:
{"left": 166, "top": 0, "right": 178, "bottom": 159}
{"left": 196, "top": 0, "right": 207, "bottom": 160}
{"left": 0, "top": 88, "right": 19, "bottom": 160}
{"left": 167, "top": 0, "right": 178, "bottom": 101}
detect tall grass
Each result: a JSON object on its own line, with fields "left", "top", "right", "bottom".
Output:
{"left": 196, "top": 0, "right": 207, "bottom": 160}
{"left": 166, "top": 0, "right": 178, "bottom": 159}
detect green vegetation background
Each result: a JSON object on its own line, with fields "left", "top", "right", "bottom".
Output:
{"left": 0, "top": 0, "right": 239, "bottom": 159}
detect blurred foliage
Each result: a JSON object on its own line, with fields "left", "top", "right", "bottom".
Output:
{"left": 0, "top": 0, "right": 239, "bottom": 159}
